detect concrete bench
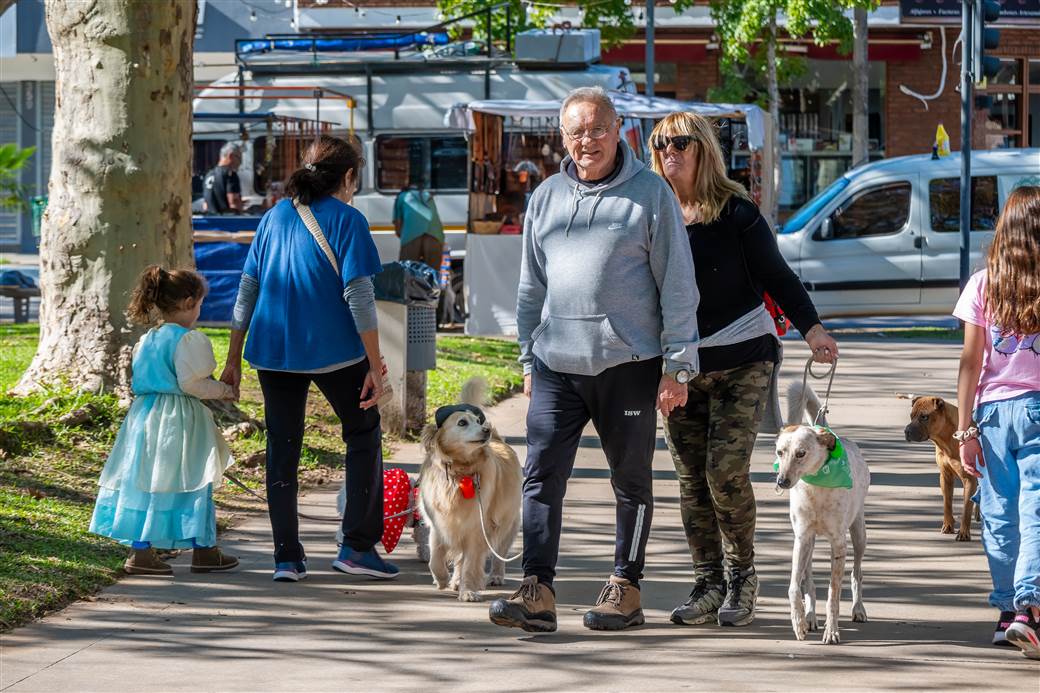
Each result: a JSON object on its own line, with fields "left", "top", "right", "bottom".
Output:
{"left": 0, "top": 285, "right": 41, "bottom": 323}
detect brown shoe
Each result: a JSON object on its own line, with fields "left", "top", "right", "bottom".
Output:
{"left": 488, "top": 575, "right": 557, "bottom": 633}
{"left": 583, "top": 575, "right": 645, "bottom": 631}
{"left": 190, "top": 546, "right": 239, "bottom": 573}
{"left": 124, "top": 548, "right": 173, "bottom": 576}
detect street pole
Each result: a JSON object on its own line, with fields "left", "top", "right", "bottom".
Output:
{"left": 645, "top": 0, "right": 654, "bottom": 97}
{"left": 959, "top": 0, "right": 973, "bottom": 292}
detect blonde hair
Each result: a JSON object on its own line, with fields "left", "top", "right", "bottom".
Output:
{"left": 648, "top": 112, "right": 750, "bottom": 224}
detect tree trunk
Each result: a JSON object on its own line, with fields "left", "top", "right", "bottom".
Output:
{"left": 851, "top": 6, "right": 869, "bottom": 168}
{"left": 16, "top": 1, "right": 196, "bottom": 396}
{"left": 766, "top": 12, "right": 781, "bottom": 226}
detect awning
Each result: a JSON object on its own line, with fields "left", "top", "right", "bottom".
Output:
{"left": 445, "top": 91, "right": 767, "bottom": 151}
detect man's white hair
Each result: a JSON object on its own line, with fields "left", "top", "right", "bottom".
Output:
{"left": 559, "top": 86, "right": 618, "bottom": 124}
{"left": 220, "top": 141, "right": 242, "bottom": 160}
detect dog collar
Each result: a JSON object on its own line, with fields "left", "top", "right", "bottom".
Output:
{"left": 773, "top": 427, "right": 853, "bottom": 489}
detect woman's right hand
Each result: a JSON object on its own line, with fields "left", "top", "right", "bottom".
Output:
{"left": 523, "top": 373, "right": 532, "bottom": 399}
{"left": 360, "top": 367, "right": 383, "bottom": 410}
{"left": 960, "top": 438, "right": 985, "bottom": 478}
{"left": 220, "top": 361, "right": 242, "bottom": 392}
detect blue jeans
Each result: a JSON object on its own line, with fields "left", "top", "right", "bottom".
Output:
{"left": 975, "top": 391, "right": 1040, "bottom": 611}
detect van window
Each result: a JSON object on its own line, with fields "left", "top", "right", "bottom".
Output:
{"left": 781, "top": 177, "right": 849, "bottom": 234}
{"left": 824, "top": 182, "right": 911, "bottom": 240}
{"left": 376, "top": 135, "right": 467, "bottom": 192}
{"left": 929, "top": 176, "right": 998, "bottom": 232}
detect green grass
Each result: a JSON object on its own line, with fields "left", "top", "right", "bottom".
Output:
{"left": 0, "top": 326, "right": 521, "bottom": 630}
{"left": 428, "top": 335, "right": 523, "bottom": 412}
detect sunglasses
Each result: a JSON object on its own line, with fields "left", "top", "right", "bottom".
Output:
{"left": 652, "top": 135, "right": 697, "bottom": 152}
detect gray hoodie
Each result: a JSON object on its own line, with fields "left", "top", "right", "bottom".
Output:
{"left": 517, "top": 141, "right": 700, "bottom": 377}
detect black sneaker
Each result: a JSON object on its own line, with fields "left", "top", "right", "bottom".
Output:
{"left": 993, "top": 610, "right": 1016, "bottom": 647}
{"left": 670, "top": 573, "right": 726, "bottom": 625}
{"left": 1005, "top": 610, "right": 1040, "bottom": 660}
{"left": 717, "top": 566, "right": 758, "bottom": 627}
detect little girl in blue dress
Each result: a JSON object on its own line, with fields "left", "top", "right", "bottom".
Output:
{"left": 90, "top": 265, "right": 238, "bottom": 575}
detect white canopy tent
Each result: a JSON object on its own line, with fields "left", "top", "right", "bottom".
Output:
{"left": 448, "top": 92, "right": 775, "bottom": 337}
{"left": 446, "top": 91, "right": 769, "bottom": 153}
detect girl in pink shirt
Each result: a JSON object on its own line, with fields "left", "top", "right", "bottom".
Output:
{"left": 954, "top": 185, "right": 1040, "bottom": 660}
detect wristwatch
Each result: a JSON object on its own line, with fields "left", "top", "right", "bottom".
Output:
{"left": 671, "top": 369, "right": 691, "bottom": 384}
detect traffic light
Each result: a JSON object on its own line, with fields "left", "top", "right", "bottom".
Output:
{"left": 972, "top": 0, "right": 1001, "bottom": 85}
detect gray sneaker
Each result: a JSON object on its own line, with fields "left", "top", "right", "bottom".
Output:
{"left": 717, "top": 566, "right": 758, "bottom": 627}
{"left": 670, "top": 573, "right": 726, "bottom": 625}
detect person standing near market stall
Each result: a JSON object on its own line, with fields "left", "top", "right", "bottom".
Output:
{"left": 394, "top": 181, "right": 445, "bottom": 269}
{"left": 488, "top": 86, "right": 699, "bottom": 633}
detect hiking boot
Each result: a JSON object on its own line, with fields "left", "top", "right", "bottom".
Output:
{"left": 488, "top": 575, "right": 557, "bottom": 633}
{"left": 1005, "top": 610, "right": 1040, "bottom": 660}
{"left": 993, "top": 610, "right": 1016, "bottom": 647}
{"left": 717, "top": 566, "right": 758, "bottom": 627}
{"left": 190, "top": 546, "right": 239, "bottom": 573}
{"left": 583, "top": 575, "right": 645, "bottom": 631}
{"left": 124, "top": 548, "right": 173, "bottom": 576}
{"left": 670, "top": 573, "right": 726, "bottom": 626}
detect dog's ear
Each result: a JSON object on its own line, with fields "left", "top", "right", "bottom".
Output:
{"left": 420, "top": 423, "right": 438, "bottom": 454}
{"left": 816, "top": 429, "right": 837, "bottom": 452}
{"left": 911, "top": 395, "right": 922, "bottom": 405}
{"left": 934, "top": 398, "right": 945, "bottom": 410}
{"left": 780, "top": 424, "right": 801, "bottom": 434}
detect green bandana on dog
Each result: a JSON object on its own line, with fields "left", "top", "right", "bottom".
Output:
{"left": 774, "top": 426, "right": 854, "bottom": 489}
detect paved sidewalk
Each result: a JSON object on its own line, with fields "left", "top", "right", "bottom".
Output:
{"left": 2, "top": 340, "right": 1038, "bottom": 691}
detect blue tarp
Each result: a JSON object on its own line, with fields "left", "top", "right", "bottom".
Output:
{"left": 237, "top": 33, "right": 449, "bottom": 57}
{"left": 193, "top": 215, "right": 261, "bottom": 323}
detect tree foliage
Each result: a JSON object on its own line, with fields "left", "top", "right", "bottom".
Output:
{"left": 0, "top": 144, "right": 36, "bottom": 211}
{"left": 697, "top": 0, "right": 878, "bottom": 103}
{"left": 435, "top": 0, "right": 638, "bottom": 49}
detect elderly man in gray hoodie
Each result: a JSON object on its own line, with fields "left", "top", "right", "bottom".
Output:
{"left": 489, "top": 87, "right": 700, "bottom": 633}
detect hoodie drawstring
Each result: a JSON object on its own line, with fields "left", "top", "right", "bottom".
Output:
{"left": 564, "top": 184, "right": 582, "bottom": 237}
{"left": 588, "top": 189, "right": 605, "bottom": 233}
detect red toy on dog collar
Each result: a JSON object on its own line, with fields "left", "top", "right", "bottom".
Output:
{"left": 459, "top": 475, "right": 475, "bottom": 499}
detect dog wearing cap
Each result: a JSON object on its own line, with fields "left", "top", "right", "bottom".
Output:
{"left": 419, "top": 378, "right": 522, "bottom": 602}
{"left": 775, "top": 381, "right": 871, "bottom": 645}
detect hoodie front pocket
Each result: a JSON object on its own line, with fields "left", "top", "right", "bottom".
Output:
{"left": 531, "top": 314, "right": 635, "bottom": 376}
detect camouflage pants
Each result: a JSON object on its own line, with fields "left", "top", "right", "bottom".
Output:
{"left": 664, "top": 361, "right": 774, "bottom": 576}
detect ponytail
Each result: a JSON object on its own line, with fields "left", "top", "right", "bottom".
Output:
{"left": 285, "top": 134, "right": 363, "bottom": 205}
{"left": 127, "top": 265, "right": 207, "bottom": 325}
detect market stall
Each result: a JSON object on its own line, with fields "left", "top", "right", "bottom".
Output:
{"left": 445, "top": 92, "right": 773, "bottom": 337}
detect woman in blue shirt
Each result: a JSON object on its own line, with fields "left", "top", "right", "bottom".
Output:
{"left": 221, "top": 135, "right": 398, "bottom": 582}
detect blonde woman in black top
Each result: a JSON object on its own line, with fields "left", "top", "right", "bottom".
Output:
{"left": 649, "top": 111, "right": 838, "bottom": 628}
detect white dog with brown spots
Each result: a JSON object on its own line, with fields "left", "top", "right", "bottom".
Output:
{"left": 775, "top": 381, "right": 870, "bottom": 645}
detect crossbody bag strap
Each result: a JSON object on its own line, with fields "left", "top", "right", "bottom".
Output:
{"left": 293, "top": 198, "right": 341, "bottom": 277}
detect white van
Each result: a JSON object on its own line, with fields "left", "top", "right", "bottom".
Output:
{"left": 777, "top": 148, "right": 1040, "bottom": 318}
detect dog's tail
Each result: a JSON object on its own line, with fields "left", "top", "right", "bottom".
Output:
{"left": 786, "top": 380, "right": 828, "bottom": 427}
{"left": 460, "top": 377, "right": 488, "bottom": 407}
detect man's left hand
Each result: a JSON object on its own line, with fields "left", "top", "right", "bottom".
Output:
{"left": 658, "top": 374, "right": 688, "bottom": 418}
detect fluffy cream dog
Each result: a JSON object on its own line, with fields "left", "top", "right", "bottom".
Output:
{"left": 775, "top": 381, "right": 870, "bottom": 645}
{"left": 419, "top": 380, "right": 522, "bottom": 602}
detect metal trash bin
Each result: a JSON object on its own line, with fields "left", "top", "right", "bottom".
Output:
{"left": 406, "top": 303, "right": 437, "bottom": 371}
{"left": 374, "top": 261, "right": 441, "bottom": 433}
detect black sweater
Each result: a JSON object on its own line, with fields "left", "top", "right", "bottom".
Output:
{"left": 688, "top": 196, "right": 820, "bottom": 373}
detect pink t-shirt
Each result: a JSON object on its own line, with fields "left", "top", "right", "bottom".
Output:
{"left": 953, "top": 270, "right": 1040, "bottom": 406}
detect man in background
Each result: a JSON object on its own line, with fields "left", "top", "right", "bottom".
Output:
{"left": 203, "top": 141, "right": 244, "bottom": 214}
{"left": 394, "top": 182, "right": 444, "bottom": 268}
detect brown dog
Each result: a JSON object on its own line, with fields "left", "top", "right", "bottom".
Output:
{"left": 904, "top": 396, "right": 980, "bottom": 541}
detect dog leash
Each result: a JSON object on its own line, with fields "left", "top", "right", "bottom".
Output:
{"left": 223, "top": 471, "right": 418, "bottom": 523}
{"left": 475, "top": 481, "right": 524, "bottom": 563}
{"left": 800, "top": 355, "right": 838, "bottom": 426}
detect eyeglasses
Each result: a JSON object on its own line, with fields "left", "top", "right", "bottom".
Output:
{"left": 561, "top": 124, "right": 615, "bottom": 141}
{"left": 652, "top": 135, "right": 697, "bottom": 152}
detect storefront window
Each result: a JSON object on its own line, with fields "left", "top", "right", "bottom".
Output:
{"left": 990, "top": 59, "right": 1020, "bottom": 86}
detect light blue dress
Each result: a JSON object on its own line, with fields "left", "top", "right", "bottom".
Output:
{"left": 90, "top": 324, "right": 232, "bottom": 549}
